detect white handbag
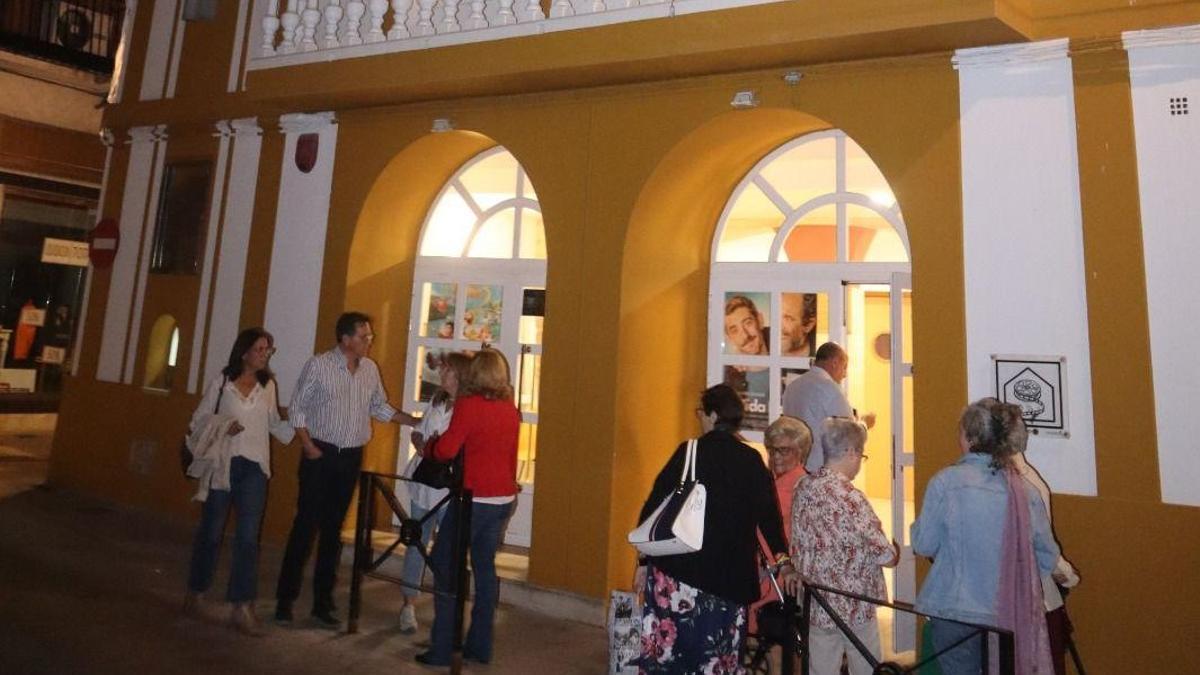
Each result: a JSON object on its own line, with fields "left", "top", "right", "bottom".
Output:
{"left": 628, "top": 439, "right": 706, "bottom": 556}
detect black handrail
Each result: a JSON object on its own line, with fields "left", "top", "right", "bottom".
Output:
{"left": 348, "top": 470, "right": 472, "bottom": 675}
{"left": 0, "top": 0, "right": 125, "bottom": 74}
{"left": 795, "top": 580, "right": 1015, "bottom": 675}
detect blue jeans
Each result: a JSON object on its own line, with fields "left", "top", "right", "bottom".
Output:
{"left": 428, "top": 499, "right": 514, "bottom": 663}
{"left": 187, "top": 456, "right": 268, "bottom": 603}
{"left": 930, "top": 618, "right": 987, "bottom": 675}
{"left": 401, "top": 501, "right": 444, "bottom": 599}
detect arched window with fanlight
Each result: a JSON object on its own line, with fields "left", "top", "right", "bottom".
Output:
{"left": 708, "top": 129, "right": 917, "bottom": 656}
{"left": 401, "top": 146, "right": 545, "bottom": 548}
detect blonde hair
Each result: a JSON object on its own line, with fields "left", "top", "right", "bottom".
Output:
{"left": 461, "top": 348, "right": 514, "bottom": 401}
{"left": 764, "top": 416, "right": 813, "bottom": 466}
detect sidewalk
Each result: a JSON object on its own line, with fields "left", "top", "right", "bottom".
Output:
{"left": 0, "top": 483, "right": 608, "bottom": 674}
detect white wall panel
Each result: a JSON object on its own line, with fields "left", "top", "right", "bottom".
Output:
{"left": 263, "top": 112, "right": 338, "bottom": 402}
{"left": 955, "top": 40, "right": 1098, "bottom": 496}
{"left": 138, "top": 0, "right": 181, "bottom": 101}
{"left": 203, "top": 119, "right": 264, "bottom": 389}
{"left": 1124, "top": 26, "right": 1200, "bottom": 507}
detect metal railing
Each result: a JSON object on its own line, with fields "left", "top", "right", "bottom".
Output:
{"left": 348, "top": 469, "right": 473, "bottom": 675}
{"left": 0, "top": 0, "right": 125, "bottom": 74}
{"left": 794, "top": 580, "right": 1015, "bottom": 675}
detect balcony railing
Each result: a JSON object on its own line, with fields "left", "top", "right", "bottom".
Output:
{"left": 250, "top": 0, "right": 780, "bottom": 69}
{"left": 0, "top": 0, "right": 125, "bottom": 74}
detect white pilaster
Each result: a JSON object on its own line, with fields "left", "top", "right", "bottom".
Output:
{"left": 202, "top": 118, "right": 265, "bottom": 391}
{"left": 264, "top": 112, "right": 338, "bottom": 401}
{"left": 72, "top": 129, "right": 116, "bottom": 377}
{"left": 138, "top": 0, "right": 181, "bottom": 101}
{"left": 97, "top": 125, "right": 167, "bottom": 383}
{"left": 185, "top": 122, "right": 234, "bottom": 394}
{"left": 122, "top": 126, "right": 171, "bottom": 384}
{"left": 954, "top": 39, "right": 1098, "bottom": 496}
{"left": 1123, "top": 25, "right": 1200, "bottom": 506}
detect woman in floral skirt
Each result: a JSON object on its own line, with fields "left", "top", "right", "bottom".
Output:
{"left": 634, "top": 384, "right": 795, "bottom": 673}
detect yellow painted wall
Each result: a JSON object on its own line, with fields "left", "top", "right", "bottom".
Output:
{"left": 44, "top": 1, "right": 1200, "bottom": 671}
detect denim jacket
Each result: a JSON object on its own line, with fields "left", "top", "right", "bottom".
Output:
{"left": 912, "top": 453, "right": 1060, "bottom": 626}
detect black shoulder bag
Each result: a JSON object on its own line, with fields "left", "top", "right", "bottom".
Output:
{"left": 412, "top": 441, "right": 464, "bottom": 490}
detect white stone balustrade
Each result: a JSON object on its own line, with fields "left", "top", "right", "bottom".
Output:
{"left": 254, "top": 0, "right": 693, "bottom": 64}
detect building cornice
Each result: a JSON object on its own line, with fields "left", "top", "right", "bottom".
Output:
{"left": 126, "top": 124, "right": 167, "bottom": 144}
{"left": 1123, "top": 24, "right": 1200, "bottom": 52}
{"left": 953, "top": 38, "right": 1069, "bottom": 71}
{"left": 278, "top": 112, "right": 337, "bottom": 135}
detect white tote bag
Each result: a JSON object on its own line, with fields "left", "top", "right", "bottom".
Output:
{"left": 628, "top": 439, "right": 706, "bottom": 556}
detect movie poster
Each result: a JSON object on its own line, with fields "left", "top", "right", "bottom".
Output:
{"left": 423, "top": 282, "right": 457, "bottom": 338}
{"left": 781, "top": 367, "right": 809, "bottom": 405}
{"left": 462, "top": 284, "right": 503, "bottom": 342}
{"left": 724, "top": 365, "right": 769, "bottom": 431}
{"left": 722, "top": 291, "right": 771, "bottom": 356}
{"left": 780, "top": 292, "right": 818, "bottom": 357}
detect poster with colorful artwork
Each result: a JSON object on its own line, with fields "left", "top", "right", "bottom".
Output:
{"left": 462, "top": 284, "right": 503, "bottom": 342}
{"left": 423, "top": 282, "right": 457, "bottom": 339}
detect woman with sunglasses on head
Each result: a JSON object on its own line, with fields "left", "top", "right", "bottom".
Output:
{"left": 183, "top": 327, "right": 294, "bottom": 636}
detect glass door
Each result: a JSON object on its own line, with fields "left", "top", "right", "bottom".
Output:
{"left": 890, "top": 272, "right": 915, "bottom": 653}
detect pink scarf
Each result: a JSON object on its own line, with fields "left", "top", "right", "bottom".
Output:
{"left": 996, "top": 467, "right": 1054, "bottom": 675}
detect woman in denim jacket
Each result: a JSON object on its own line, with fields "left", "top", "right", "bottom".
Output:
{"left": 912, "top": 399, "right": 1060, "bottom": 675}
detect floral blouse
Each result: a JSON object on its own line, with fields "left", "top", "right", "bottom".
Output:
{"left": 790, "top": 468, "right": 893, "bottom": 629}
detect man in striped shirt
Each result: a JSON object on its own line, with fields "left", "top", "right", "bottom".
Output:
{"left": 275, "top": 312, "right": 413, "bottom": 628}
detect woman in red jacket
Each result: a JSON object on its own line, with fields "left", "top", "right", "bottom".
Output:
{"left": 416, "top": 348, "right": 519, "bottom": 667}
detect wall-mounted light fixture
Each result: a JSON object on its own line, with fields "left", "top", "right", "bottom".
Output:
{"left": 730, "top": 90, "right": 759, "bottom": 109}
{"left": 431, "top": 118, "right": 455, "bottom": 132}
{"left": 783, "top": 71, "right": 803, "bottom": 86}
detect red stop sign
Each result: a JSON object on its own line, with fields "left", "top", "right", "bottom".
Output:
{"left": 88, "top": 218, "right": 119, "bottom": 269}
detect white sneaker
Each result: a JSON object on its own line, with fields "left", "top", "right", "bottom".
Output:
{"left": 400, "top": 604, "right": 418, "bottom": 634}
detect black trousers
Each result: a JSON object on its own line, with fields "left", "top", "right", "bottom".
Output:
{"left": 275, "top": 440, "right": 362, "bottom": 612}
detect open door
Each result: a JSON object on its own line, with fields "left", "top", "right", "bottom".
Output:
{"left": 889, "top": 272, "right": 915, "bottom": 653}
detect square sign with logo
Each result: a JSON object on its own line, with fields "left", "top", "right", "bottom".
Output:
{"left": 993, "top": 355, "right": 1068, "bottom": 437}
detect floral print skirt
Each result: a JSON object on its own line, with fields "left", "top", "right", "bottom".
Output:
{"left": 640, "top": 565, "right": 746, "bottom": 674}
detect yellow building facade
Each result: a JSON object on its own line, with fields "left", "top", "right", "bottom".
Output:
{"left": 51, "top": 1, "right": 1200, "bottom": 671}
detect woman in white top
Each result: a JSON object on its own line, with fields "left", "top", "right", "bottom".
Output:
{"left": 183, "top": 328, "right": 294, "bottom": 635}
{"left": 398, "top": 351, "right": 471, "bottom": 634}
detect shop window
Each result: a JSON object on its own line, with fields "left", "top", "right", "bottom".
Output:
{"left": 404, "top": 146, "right": 546, "bottom": 547}
{"left": 0, "top": 180, "right": 96, "bottom": 401}
{"left": 149, "top": 161, "right": 212, "bottom": 275}
{"left": 710, "top": 130, "right": 910, "bottom": 437}
{"left": 143, "top": 314, "right": 180, "bottom": 391}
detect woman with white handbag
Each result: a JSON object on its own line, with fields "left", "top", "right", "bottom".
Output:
{"left": 631, "top": 384, "right": 795, "bottom": 674}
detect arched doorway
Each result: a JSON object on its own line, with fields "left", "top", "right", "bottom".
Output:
{"left": 400, "top": 146, "right": 546, "bottom": 547}
{"left": 708, "top": 129, "right": 916, "bottom": 655}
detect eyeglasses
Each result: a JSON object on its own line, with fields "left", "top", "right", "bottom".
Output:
{"left": 767, "top": 444, "right": 799, "bottom": 455}
{"left": 858, "top": 452, "right": 870, "bottom": 461}
{"left": 356, "top": 333, "right": 375, "bottom": 343}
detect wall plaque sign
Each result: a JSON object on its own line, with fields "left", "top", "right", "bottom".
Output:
{"left": 993, "top": 354, "right": 1068, "bottom": 437}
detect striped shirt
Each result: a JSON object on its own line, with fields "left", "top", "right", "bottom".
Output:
{"left": 289, "top": 347, "right": 398, "bottom": 448}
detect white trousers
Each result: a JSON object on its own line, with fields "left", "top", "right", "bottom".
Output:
{"left": 807, "top": 619, "right": 881, "bottom": 675}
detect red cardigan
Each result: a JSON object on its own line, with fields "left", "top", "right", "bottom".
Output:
{"left": 430, "top": 395, "right": 520, "bottom": 498}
